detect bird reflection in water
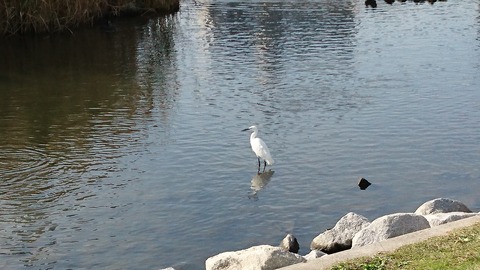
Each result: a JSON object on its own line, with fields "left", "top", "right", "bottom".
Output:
{"left": 248, "top": 170, "right": 274, "bottom": 200}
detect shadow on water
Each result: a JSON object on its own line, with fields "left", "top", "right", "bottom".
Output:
{"left": 0, "top": 15, "right": 180, "bottom": 145}
{"left": 0, "top": 15, "right": 179, "bottom": 268}
{"left": 248, "top": 170, "right": 274, "bottom": 200}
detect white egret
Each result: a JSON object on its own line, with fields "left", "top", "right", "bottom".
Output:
{"left": 242, "top": 125, "right": 274, "bottom": 172}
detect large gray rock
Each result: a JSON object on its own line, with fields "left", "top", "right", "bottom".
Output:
{"left": 205, "top": 245, "right": 306, "bottom": 270}
{"left": 415, "top": 198, "right": 471, "bottom": 215}
{"left": 279, "top": 234, "right": 299, "bottom": 254}
{"left": 424, "top": 212, "right": 479, "bottom": 227}
{"left": 352, "top": 213, "right": 430, "bottom": 248}
{"left": 310, "top": 212, "right": 370, "bottom": 253}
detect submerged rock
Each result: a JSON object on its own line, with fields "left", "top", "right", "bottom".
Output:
{"left": 365, "top": 0, "right": 378, "bottom": 7}
{"left": 358, "top": 177, "right": 371, "bottom": 190}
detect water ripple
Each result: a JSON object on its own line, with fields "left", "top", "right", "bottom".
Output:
{"left": 0, "top": 146, "right": 51, "bottom": 181}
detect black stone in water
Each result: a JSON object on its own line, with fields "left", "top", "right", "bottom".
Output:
{"left": 358, "top": 177, "right": 371, "bottom": 190}
{"left": 365, "top": 0, "right": 377, "bottom": 8}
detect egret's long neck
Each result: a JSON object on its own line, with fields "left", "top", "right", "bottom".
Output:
{"left": 250, "top": 130, "right": 258, "bottom": 141}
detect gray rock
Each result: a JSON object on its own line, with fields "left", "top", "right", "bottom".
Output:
{"left": 205, "top": 245, "right": 306, "bottom": 270}
{"left": 303, "top": 250, "right": 327, "bottom": 261}
{"left": 310, "top": 212, "right": 370, "bottom": 253}
{"left": 352, "top": 213, "right": 430, "bottom": 248}
{"left": 279, "top": 234, "right": 299, "bottom": 254}
{"left": 415, "top": 198, "right": 471, "bottom": 215}
{"left": 424, "top": 212, "right": 479, "bottom": 227}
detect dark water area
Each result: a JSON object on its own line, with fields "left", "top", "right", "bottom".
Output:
{"left": 1, "top": 0, "right": 479, "bottom": 269}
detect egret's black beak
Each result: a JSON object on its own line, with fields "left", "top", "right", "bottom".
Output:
{"left": 241, "top": 128, "right": 249, "bottom": 132}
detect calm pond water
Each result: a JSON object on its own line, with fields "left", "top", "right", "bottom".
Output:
{"left": 1, "top": 0, "right": 479, "bottom": 268}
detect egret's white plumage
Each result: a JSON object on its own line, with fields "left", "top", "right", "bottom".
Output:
{"left": 242, "top": 125, "right": 274, "bottom": 171}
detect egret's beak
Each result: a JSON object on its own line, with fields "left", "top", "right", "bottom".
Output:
{"left": 241, "top": 128, "right": 249, "bottom": 132}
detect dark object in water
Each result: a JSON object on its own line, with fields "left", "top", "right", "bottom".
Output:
{"left": 365, "top": 0, "right": 377, "bottom": 8}
{"left": 358, "top": 177, "right": 371, "bottom": 190}
{"left": 99, "top": 19, "right": 117, "bottom": 33}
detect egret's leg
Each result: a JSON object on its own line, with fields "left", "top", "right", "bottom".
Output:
{"left": 257, "top": 158, "right": 261, "bottom": 171}
{"left": 263, "top": 160, "right": 267, "bottom": 172}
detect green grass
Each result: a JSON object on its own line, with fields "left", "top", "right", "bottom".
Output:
{"left": 331, "top": 223, "right": 480, "bottom": 270}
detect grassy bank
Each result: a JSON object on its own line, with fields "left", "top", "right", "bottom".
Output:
{"left": 331, "top": 223, "right": 480, "bottom": 270}
{"left": 0, "top": 0, "right": 179, "bottom": 35}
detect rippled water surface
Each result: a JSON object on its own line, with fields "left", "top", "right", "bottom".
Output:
{"left": 1, "top": 0, "right": 480, "bottom": 268}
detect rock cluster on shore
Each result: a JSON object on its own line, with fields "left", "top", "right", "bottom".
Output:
{"left": 200, "top": 198, "right": 478, "bottom": 270}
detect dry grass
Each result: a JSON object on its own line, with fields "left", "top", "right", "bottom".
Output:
{"left": 0, "top": 0, "right": 179, "bottom": 35}
{"left": 331, "top": 223, "right": 480, "bottom": 270}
